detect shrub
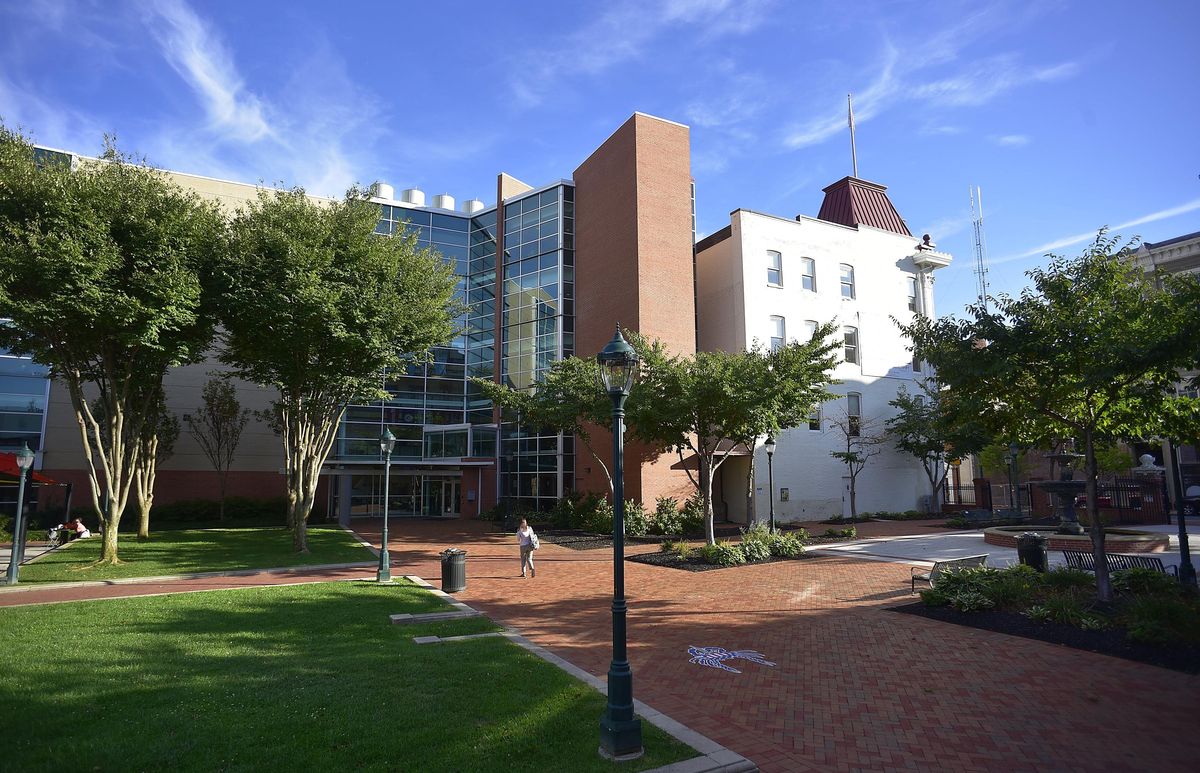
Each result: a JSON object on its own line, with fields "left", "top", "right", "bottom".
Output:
{"left": 550, "top": 493, "right": 582, "bottom": 529}
{"left": 987, "top": 565, "right": 1044, "bottom": 610}
{"left": 1112, "top": 567, "right": 1180, "bottom": 597}
{"left": 1120, "top": 596, "right": 1200, "bottom": 644}
{"left": 699, "top": 541, "right": 746, "bottom": 567}
{"left": 1043, "top": 568, "right": 1096, "bottom": 591}
{"left": 651, "top": 497, "right": 683, "bottom": 536}
{"left": 822, "top": 526, "right": 857, "bottom": 539}
{"left": 582, "top": 498, "right": 614, "bottom": 535}
{"left": 147, "top": 497, "right": 293, "bottom": 524}
{"left": 740, "top": 522, "right": 773, "bottom": 545}
{"left": 790, "top": 527, "right": 811, "bottom": 544}
{"left": 935, "top": 567, "right": 1002, "bottom": 598}
{"left": 740, "top": 539, "right": 772, "bottom": 563}
{"left": 769, "top": 531, "right": 805, "bottom": 558}
{"left": 949, "top": 590, "right": 995, "bottom": 612}
{"left": 1025, "top": 591, "right": 1091, "bottom": 627}
{"left": 660, "top": 539, "right": 678, "bottom": 554}
{"left": 622, "top": 499, "right": 649, "bottom": 537}
{"left": 946, "top": 517, "right": 968, "bottom": 528}
{"left": 920, "top": 588, "right": 951, "bottom": 607}
{"left": 680, "top": 496, "right": 705, "bottom": 535}
{"left": 676, "top": 542, "right": 693, "bottom": 561}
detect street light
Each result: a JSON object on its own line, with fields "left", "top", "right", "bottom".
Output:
{"left": 1006, "top": 443, "right": 1019, "bottom": 512}
{"left": 764, "top": 435, "right": 777, "bottom": 532}
{"left": 596, "top": 325, "right": 642, "bottom": 760}
{"left": 4, "top": 443, "right": 35, "bottom": 586}
{"left": 1166, "top": 440, "right": 1196, "bottom": 588}
{"left": 377, "top": 428, "right": 396, "bottom": 583}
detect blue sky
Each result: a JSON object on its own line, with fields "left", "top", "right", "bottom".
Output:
{"left": 1, "top": 0, "right": 1197, "bottom": 317}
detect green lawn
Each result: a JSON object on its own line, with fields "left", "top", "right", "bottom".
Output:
{"left": 0, "top": 581, "right": 695, "bottom": 772}
{"left": 17, "top": 526, "right": 374, "bottom": 583}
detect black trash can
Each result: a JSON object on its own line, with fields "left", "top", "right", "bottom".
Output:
{"left": 440, "top": 548, "right": 467, "bottom": 593}
{"left": 1016, "top": 532, "right": 1048, "bottom": 572}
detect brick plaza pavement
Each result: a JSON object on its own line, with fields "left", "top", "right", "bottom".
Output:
{"left": 356, "top": 520, "right": 1197, "bottom": 773}
{"left": 4, "top": 519, "right": 1195, "bottom": 771}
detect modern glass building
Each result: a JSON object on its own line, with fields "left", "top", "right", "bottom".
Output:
{"left": 327, "top": 182, "right": 576, "bottom": 519}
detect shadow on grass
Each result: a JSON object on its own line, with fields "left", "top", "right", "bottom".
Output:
{"left": 0, "top": 580, "right": 693, "bottom": 773}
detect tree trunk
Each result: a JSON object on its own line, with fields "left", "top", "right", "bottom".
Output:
{"left": 849, "top": 474, "right": 858, "bottom": 519}
{"left": 137, "top": 497, "right": 151, "bottom": 540}
{"left": 101, "top": 522, "right": 119, "bottom": 563}
{"left": 1085, "top": 430, "right": 1111, "bottom": 602}
{"left": 218, "top": 469, "right": 228, "bottom": 522}
{"left": 745, "top": 449, "right": 756, "bottom": 528}
{"left": 927, "top": 464, "right": 944, "bottom": 516}
{"left": 699, "top": 456, "right": 716, "bottom": 545}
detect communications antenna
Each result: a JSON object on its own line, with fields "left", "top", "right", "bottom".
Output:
{"left": 970, "top": 186, "right": 990, "bottom": 311}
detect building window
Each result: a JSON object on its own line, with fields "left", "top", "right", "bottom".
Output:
{"left": 843, "top": 326, "right": 859, "bottom": 364}
{"left": 770, "top": 316, "right": 786, "bottom": 352}
{"left": 767, "top": 250, "right": 783, "bottom": 286}
{"left": 801, "top": 258, "right": 816, "bottom": 291}
{"left": 808, "top": 407, "right": 821, "bottom": 431}
{"left": 803, "top": 320, "right": 818, "bottom": 341}
{"left": 847, "top": 392, "right": 862, "bottom": 437}
{"left": 907, "top": 276, "right": 919, "bottom": 313}
{"left": 839, "top": 264, "right": 855, "bottom": 299}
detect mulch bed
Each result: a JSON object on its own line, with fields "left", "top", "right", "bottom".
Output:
{"left": 893, "top": 602, "right": 1200, "bottom": 674}
{"left": 536, "top": 530, "right": 672, "bottom": 551}
{"left": 626, "top": 550, "right": 809, "bottom": 572}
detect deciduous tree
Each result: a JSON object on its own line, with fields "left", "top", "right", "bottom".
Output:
{"left": 0, "top": 128, "right": 222, "bottom": 563}
{"left": 902, "top": 232, "right": 1200, "bottom": 601}
{"left": 184, "top": 377, "right": 250, "bottom": 522}
{"left": 216, "top": 188, "right": 459, "bottom": 552}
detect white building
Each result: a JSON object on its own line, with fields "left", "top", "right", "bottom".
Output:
{"left": 695, "top": 176, "right": 952, "bottom": 522}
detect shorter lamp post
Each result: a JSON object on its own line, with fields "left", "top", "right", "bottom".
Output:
{"left": 4, "top": 443, "right": 35, "bottom": 586}
{"left": 596, "top": 325, "right": 642, "bottom": 760}
{"left": 764, "top": 435, "right": 777, "bottom": 532}
{"left": 1006, "top": 443, "right": 1019, "bottom": 511}
{"left": 377, "top": 428, "right": 395, "bottom": 583}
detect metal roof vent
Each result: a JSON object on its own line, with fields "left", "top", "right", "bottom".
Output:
{"left": 400, "top": 188, "right": 426, "bottom": 207}
{"left": 461, "top": 198, "right": 485, "bottom": 214}
{"left": 432, "top": 193, "right": 456, "bottom": 210}
{"left": 369, "top": 182, "right": 394, "bottom": 200}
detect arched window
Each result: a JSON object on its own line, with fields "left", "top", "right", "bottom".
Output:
{"left": 847, "top": 392, "right": 862, "bottom": 437}
{"left": 839, "top": 263, "right": 856, "bottom": 299}
{"left": 843, "top": 326, "right": 859, "bottom": 364}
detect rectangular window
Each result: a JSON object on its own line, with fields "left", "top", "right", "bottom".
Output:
{"left": 907, "top": 276, "right": 919, "bottom": 313}
{"left": 840, "top": 264, "right": 855, "bottom": 299}
{"left": 843, "top": 326, "right": 859, "bottom": 364}
{"left": 808, "top": 407, "right": 821, "bottom": 431}
{"left": 770, "top": 316, "right": 786, "bottom": 352}
{"left": 767, "top": 250, "right": 783, "bottom": 286}
{"left": 847, "top": 392, "right": 861, "bottom": 438}
{"left": 801, "top": 258, "right": 816, "bottom": 291}
{"left": 803, "top": 320, "right": 818, "bottom": 341}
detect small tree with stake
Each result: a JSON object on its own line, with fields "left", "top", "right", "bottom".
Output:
{"left": 184, "top": 377, "right": 250, "bottom": 522}
{"left": 827, "top": 409, "right": 887, "bottom": 520}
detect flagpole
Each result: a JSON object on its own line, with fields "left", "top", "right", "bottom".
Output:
{"left": 848, "top": 93, "right": 858, "bottom": 178}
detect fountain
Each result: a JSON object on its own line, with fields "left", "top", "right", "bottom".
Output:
{"left": 1036, "top": 449, "right": 1087, "bottom": 535}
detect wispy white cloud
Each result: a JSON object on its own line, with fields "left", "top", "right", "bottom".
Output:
{"left": 919, "top": 214, "right": 973, "bottom": 242}
{"left": 992, "top": 198, "right": 1200, "bottom": 265}
{"left": 0, "top": 71, "right": 104, "bottom": 152}
{"left": 145, "top": 0, "right": 272, "bottom": 143}
{"left": 991, "top": 134, "right": 1030, "bottom": 147}
{"left": 782, "top": 8, "right": 1079, "bottom": 150}
{"left": 510, "top": 0, "right": 775, "bottom": 106}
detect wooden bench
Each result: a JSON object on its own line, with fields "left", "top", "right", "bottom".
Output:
{"left": 1061, "top": 550, "right": 1177, "bottom": 576}
{"left": 911, "top": 554, "right": 989, "bottom": 593}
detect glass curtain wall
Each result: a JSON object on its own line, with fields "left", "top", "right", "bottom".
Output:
{"left": 498, "top": 185, "right": 576, "bottom": 512}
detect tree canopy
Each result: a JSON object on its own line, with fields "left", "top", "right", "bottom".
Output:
{"left": 216, "top": 187, "right": 461, "bottom": 551}
{"left": 902, "top": 232, "right": 1200, "bottom": 599}
{"left": 0, "top": 127, "right": 223, "bottom": 562}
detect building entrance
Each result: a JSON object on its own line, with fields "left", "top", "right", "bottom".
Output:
{"left": 340, "top": 472, "right": 460, "bottom": 519}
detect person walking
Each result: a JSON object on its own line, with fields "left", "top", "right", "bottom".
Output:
{"left": 516, "top": 518, "right": 538, "bottom": 578}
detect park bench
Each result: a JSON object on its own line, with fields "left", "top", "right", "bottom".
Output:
{"left": 911, "top": 554, "right": 989, "bottom": 593}
{"left": 1061, "top": 550, "right": 1177, "bottom": 576}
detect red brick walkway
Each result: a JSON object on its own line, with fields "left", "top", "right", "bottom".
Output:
{"left": 4, "top": 520, "right": 1195, "bottom": 771}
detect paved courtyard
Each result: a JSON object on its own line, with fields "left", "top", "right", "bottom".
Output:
{"left": 4, "top": 519, "right": 1197, "bottom": 771}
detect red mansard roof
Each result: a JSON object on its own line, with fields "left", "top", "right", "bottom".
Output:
{"left": 816, "top": 176, "right": 912, "bottom": 237}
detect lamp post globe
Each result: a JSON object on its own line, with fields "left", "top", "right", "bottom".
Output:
{"left": 377, "top": 428, "right": 396, "bottom": 583}
{"left": 764, "top": 435, "right": 776, "bottom": 533}
{"left": 4, "top": 443, "right": 36, "bottom": 586}
{"left": 596, "top": 325, "right": 643, "bottom": 760}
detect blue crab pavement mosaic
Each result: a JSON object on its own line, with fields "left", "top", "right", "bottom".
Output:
{"left": 687, "top": 646, "right": 776, "bottom": 674}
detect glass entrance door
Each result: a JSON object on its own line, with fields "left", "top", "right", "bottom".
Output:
{"left": 442, "top": 480, "right": 460, "bottom": 516}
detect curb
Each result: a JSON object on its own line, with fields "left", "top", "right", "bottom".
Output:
{"left": 402, "top": 575, "right": 758, "bottom": 773}
{"left": 0, "top": 561, "right": 377, "bottom": 594}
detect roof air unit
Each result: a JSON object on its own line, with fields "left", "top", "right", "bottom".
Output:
{"left": 400, "top": 188, "right": 426, "bottom": 207}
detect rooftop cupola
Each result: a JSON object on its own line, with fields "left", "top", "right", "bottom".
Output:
{"left": 815, "top": 176, "right": 911, "bottom": 237}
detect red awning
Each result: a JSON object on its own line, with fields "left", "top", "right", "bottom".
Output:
{"left": 0, "top": 452, "right": 57, "bottom": 484}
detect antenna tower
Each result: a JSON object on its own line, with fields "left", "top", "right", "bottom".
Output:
{"left": 970, "top": 186, "right": 990, "bottom": 311}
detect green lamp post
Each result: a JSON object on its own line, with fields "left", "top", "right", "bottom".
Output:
{"left": 377, "top": 428, "right": 396, "bottom": 583}
{"left": 4, "top": 443, "right": 36, "bottom": 586}
{"left": 596, "top": 325, "right": 643, "bottom": 760}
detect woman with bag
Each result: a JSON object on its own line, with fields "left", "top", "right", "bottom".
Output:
{"left": 516, "top": 518, "right": 538, "bottom": 578}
